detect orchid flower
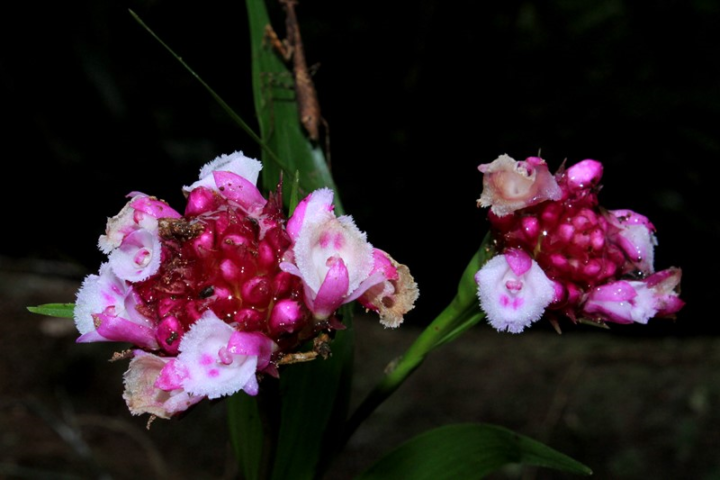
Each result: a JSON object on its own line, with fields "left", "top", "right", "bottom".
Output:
{"left": 123, "top": 351, "right": 203, "bottom": 419}
{"left": 99, "top": 193, "right": 181, "bottom": 282}
{"left": 477, "top": 154, "right": 562, "bottom": 217}
{"left": 183, "top": 150, "right": 266, "bottom": 216}
{"left": 583, "top": 267, "right": 684, "bottom": 324}
{"left": 357, "top": 249, "right": 419, "bottom": 328}
{"left": 474, "top": 248, "right": 556, "bottom": 333}
{"left": 74, "top": 263, "right": 158, "bottom": 349}
{"left": 281, "top": 188, "right": 377, "bottom": 319}
{"left": 606, "top": 209, "right": 657, "bottom": 275}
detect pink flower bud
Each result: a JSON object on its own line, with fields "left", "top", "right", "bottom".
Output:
{"left": 269, "top": 299, "right": 305, "bottom": 336}
{"left": 565, "top": 159, "right": 603, "bottom": 190}
{"left": 241, "top": 277, "right": 271, "bottom": 308}
{"left": 156, "top": 316, "right": 185, "bottom": 355}
{"left": 185, "top": 187, "right": 219, "bottom": 216}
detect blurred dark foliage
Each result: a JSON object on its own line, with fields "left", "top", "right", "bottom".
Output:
{"left": 3, "top": 0, "right": 718, "bottom": 334}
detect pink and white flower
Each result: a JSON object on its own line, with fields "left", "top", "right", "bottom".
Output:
{"left": 156, "top": 312, "right": 274, "bottom": 398}
{"left": 281, "top": 188, "right": 378, "bottom": 319}
{"left": 182, "top": 151, "right": 266, "bottom": 215}
{"left": 99, "top": 193, "right": 181, "bottom": 282}
{"left": 74, "top": 263, "right": 158, "bottom": 349}
{"left": 123, "top": 312, "right": 275, "bottom": 419}
{"left": 477, "top": 155, "right": 562, "bottom": 217}
{"left": 476, "top": 154, "right": 684, "bottom": 331}
{"left": 583, "top": 267, "right": 684, "bottom": 324}
{"left": 74, "top": 150, "right": 419, "bottom": 420}
{"left": 606, "top": 209, "right": 657, "bottom": 275}
{"left": 357, "top": 249, "right": 419, "bottom": 328}
{"left": 474, "top": 248, "right": 556, "bottom": 333}
{"left": 123, "top": 351, "right": 203, "bottom": 420}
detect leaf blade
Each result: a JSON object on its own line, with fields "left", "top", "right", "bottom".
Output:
{"left": 246, "top": 0, "right": 342, "bottom": 213}
{"left": 27, "top": 303, "right": 75, "bottom": 319}
{"left": 356, "top": 423, "right": 593, "bottom": 480}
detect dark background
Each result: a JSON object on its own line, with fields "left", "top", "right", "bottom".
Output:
{"left": 4, "top": 0, "right": 714, "bottom": 335}
{"left": 2, "top": 1, "right": 720, "bottom": 479}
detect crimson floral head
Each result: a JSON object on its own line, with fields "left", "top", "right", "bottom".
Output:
{"left": 74, "top": 151, "right": 418, "bottom": 419}
{"left": 474, "top": 154, "right": 684, "bottom": 334}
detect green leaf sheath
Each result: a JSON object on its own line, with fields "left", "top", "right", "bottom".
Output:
{"left": 227, "top": 392, "right": 264, "bottom": 480}
{"left": 355, "top": 423, "right": 593, "bottom": 480}
{"left": 226, "top": 2, "right": 357, "bottom": 479}
{"left": 246, "top": 0, "right": 342, "bottom": 213}
{"left": 272, "top": 306, "right": 355, "bottom": 480}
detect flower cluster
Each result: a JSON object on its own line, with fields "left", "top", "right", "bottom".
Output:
{"left": 475, "top": 154, "right": 684, "bottom": 333}
{"left": 74, "top": 151, "right": 418, "bottom": 419}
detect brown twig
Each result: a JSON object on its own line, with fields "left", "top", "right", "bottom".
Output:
{"left": 265, "top": 0, "right": 331, "bottom": 165}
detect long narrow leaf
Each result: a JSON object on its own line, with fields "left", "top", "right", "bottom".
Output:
{"left": 27, "top": 303, "right": 75, "bottom": 318}
{"left": 226, "top": 393, "right": 264, "bottom": 480}
{"left": 356, "top": 423, "right": 593, "bottom": 480}
{"left": 229, "top": 2, "right": 356, "bottom": 478}
{"left": 271, "top": 307, "right": 355, "bottom": 480}
{"left": 246, "top": 0, "right": 342, "bottom": 213}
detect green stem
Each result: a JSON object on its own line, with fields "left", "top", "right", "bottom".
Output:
{"left": 341, "top": 294, "right": 478, "bottom": 446}
{"left": 341, "top": 235, "right": 494, "bottom": 448}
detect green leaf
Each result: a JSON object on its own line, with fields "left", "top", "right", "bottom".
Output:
{"left": 246, "top": 0, "right": 343, "bottom": 214}
{"left": 287, "top": 170, "right": 301, "bottom": 217}
{"left": 226, "top": 392, "right": 264, "bottom": 480}
{"left": 27, "top": 303, "right": 75, "bottom": 318}
{"left": 356, "top": 423, "right": 593, "bottom": 480}
{"left": 272, "top": 306, "right": 355, "bottom": 480}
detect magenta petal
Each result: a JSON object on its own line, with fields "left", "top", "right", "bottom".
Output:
{"left": 565, "top": 159, "right": 603, "bottom": 189}
{"left": 368, "top": 249, "right": 398, "bottom": 279}
{"left": 589, "top": 281, "right": 637, "bottom": 302}
{"left": 155, "top": 359, "right": 188, "bottom": 391}
{"left": 213, "top": 171, "right": 267, "bottom": 212}
{"left": 228, "top": 331, "right": 274, "bottom": 370}
{"left": 286, "top": 195, "right": 310, "bottom": 240}
{"left": 504, "top": 248, "right": 532, "bottom": 276}
{"left": 76, "top": 329, "right": 108, "bottom": 344}
{"left": 185, "top": 187, "right": 219, "bottom": 216}
{"left": 129, "top": 195, "right": 181, "bottom": 219}
{"left": 345, "top": 270, "right": 386, "bottom": 303}
{"left": 288, "top": 189, "right": 335, "bottom": 239}
{"left": 94, "top": 312, "right": 159, "bottom": 350}
{"left": 312, "top": 257, "right": 350, "bottom": 318}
